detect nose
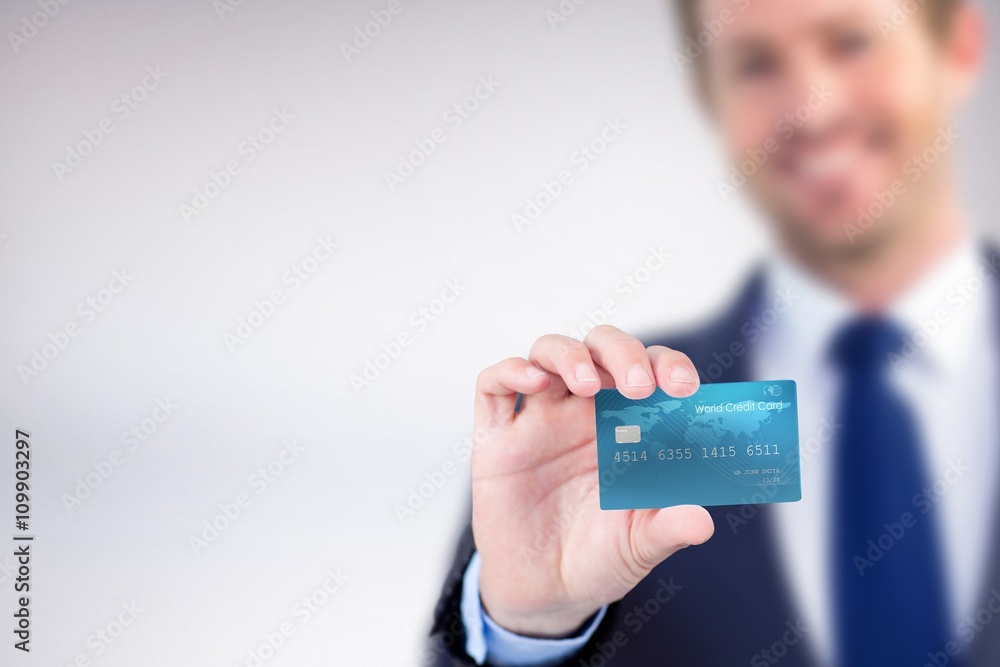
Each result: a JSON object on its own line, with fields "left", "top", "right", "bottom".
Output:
{"left": 779, "top": 58, "right": 845, "bottom": 142}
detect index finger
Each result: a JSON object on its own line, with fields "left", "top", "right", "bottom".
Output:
{"left": 582, "top": 325, "right": 657, "bottom": 400}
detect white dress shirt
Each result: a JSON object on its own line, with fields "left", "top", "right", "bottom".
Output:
{"left": 462, "top": 233, "right": 1000, "bottom": 666}
{"left": 760, "top": 234, "right": 1000, "bottom": 665}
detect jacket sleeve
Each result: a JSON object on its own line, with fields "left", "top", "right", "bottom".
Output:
{"left": 425, "top": 521, "right": 623, "bottom": 667}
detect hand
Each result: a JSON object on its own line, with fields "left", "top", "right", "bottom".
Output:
{"left": 470, "top": 325, "right": 715, "bottom": 638}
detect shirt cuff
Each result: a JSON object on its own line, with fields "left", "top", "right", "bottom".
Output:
{"left": 460, "top": 550, "right": 608, "bottom": 666}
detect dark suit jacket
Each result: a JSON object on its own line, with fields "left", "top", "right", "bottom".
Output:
{"left": 428, "top": 252, "right": 1000, "bottom": 666}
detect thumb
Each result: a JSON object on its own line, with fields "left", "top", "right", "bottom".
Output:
{"left": 629, "top": 505, "right": 715, "bottom": 572}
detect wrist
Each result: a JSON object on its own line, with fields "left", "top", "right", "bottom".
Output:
{"left": 480, "top": 596, "right": 601, "bottom": 639}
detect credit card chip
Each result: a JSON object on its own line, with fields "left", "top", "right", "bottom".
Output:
{"left": 615, "top": 425, "right": 641, "bottom": 444}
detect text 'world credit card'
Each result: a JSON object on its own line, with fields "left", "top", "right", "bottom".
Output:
{"left": 594, "top": 380, "right": 801, "bottom": 509}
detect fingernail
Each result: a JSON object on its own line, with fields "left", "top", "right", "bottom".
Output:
{"left": 669, "top": 367, "right": 697, "bottom": 384}
{"left": 626, "top": 366, "right": 654, "bottom": 388}
{"left": 526, "top": 366, "right": 546, "bottom": 380}
{"left": 575, "top": 364, "right": 599, "bottom": 383}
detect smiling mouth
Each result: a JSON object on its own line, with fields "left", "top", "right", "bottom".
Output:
{"left": 774, "top": 126, "right": 891, "bottom": 194}
{"left": 793, "top": 151, "right": 855, "bottom": 177}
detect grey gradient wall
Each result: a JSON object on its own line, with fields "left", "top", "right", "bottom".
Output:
{"left": 1, "top": 1, "right": 999, "bottom": 665}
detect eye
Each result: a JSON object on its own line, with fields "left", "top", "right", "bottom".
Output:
{"left": 736, "top": 53, "right": 777, "bottom": 80}
{"left": 834, "top": 31, "right": 870, "bottom": 58}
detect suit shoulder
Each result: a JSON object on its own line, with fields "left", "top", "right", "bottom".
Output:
{"left": 635, "top": 268, "right": 765, "bottom": 372}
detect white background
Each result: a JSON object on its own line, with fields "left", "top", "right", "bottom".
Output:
{"left": 1, "top": 1, "right": 999, "bottom": 665}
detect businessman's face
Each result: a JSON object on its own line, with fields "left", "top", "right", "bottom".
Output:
{"left": 697, "top": 0, "right": 969, "bottom": 257}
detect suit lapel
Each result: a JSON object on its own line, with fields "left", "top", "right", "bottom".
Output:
{"left": 620, "top": 268, "right": 818, "bottom": 665}
{"left": 966, "top": 243, "right": 1000, "bottom": 667}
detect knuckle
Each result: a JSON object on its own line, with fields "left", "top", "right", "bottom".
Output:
{"left": 584, "top": 324, "right": 620, "bottom": 341}
{"left": 531, "top": 335, "right": 587, "bottom": 365}
{"left": 475, "top": 358, "right": 516, "bottom": 390}
{"left": 650, "top": 345, "right": 692, "bottom": 367}
{"left": 609, "top": 337, "right": 647, "bottom": 359}
{"left": 474, "top": 366, "right": 493, "bottom": 391}
{"left": 554, "top": 338, "right": 587, "bottom": 360}
{"left": 628, "top": 528, "right": 660, "bottom": 573}
{"left": 528, "top": 333, "right": 561, "bottom": 358}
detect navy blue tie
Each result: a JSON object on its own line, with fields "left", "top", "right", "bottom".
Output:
{"left": 830, "top": 317, "right": 951, "bottom": 666}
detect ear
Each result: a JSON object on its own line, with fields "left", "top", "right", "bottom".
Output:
{"left": 941, "top": 2, "right": 985, "bottom": 109}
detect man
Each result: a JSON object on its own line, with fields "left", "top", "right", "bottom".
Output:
{"left": 428, "top": 0, "right": 999, "bottom": 664}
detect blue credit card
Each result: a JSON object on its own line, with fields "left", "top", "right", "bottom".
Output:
{"left": 594, "top": 380, "right": 801, "bottom": 509}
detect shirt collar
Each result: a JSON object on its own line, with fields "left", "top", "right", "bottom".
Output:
{"left": 886, "top": 235, "right": 992, "bottom": 375}
{"left": 762, "top": 233, "right": 989, "bottom": 376}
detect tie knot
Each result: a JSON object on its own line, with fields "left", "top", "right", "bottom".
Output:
{"left": 829, "top": 316, "right": 907, "bottom": 371}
